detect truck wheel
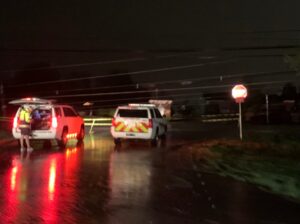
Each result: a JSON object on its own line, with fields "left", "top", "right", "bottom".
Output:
{"left": 77, "top": 126, "right": 85, "bottom": 142}
{"left": 58, "top": 129, "right": 68, "bottom": 148}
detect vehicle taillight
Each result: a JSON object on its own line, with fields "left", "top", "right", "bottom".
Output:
{"left": 13, "top": 117, "right": 18, "bottom": 128}
{"left": 111, "top": 118, "right": 116, "bottom": 127}
{"left": 52, "top": 117, "right": 58, "bottom": 128}
{"left": 148, "top": 119, "right": 153, "bottom": 128}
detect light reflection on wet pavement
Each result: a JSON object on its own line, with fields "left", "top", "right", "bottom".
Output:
{"left": 0, "top": 124, "right": 299, "bottom": 224}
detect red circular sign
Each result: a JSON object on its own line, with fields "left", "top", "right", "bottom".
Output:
{"left": 232, "top": 85, "right": 247, "bottom": 103}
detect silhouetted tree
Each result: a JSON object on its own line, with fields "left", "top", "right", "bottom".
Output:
{"left": 282, "top": 83, "right": 297, "bottom": 101}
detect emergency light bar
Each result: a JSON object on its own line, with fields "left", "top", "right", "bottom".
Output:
{"left": 128, "top": 103, "right": 156, "bottom": 107}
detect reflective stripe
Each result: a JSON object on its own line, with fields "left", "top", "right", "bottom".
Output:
{"left": 124, "top": 125, "right": 131, "bottom": 132}
{"left": 19, "top": 124, "right": 30, "bottom": 128}
{"left": 115, "top": 121, "right": 149, "bottom": 133}
{"left": 137, "top": 123, "right": 148, "bottom": 133}
{"left": 132, "top": 127, "right": 138, "bottom": 132}
{"left": 115, "top": 123, "right": 125, "bottom": 131}
{"left": 19, "top": 109, "right": 31, "bottom": 123}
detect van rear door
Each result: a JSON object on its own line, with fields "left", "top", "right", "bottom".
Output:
{"left": 9, "top": 98, "right": 52, "bottom": 105}
{"left": 114, "top": 109, "right": 151, "bottom": 133}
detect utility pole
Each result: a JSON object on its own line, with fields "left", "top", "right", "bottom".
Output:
{"left": 238, "top": 102, "right": 243, "bottom": 140}
{"left": 266, "top": 94, "right": 269, "bottom": 124}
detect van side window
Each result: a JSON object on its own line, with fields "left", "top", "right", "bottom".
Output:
{"left": 154, "top": 109, "right": 163, "bottom": 118}
{"left": 63, "top": 107, "right": 77, "bottom": 117}
{"left": 55, "top": 107, "right": 62, "bottom": 117}
{"left": 149, "top": 109, "right": 155, "bottom": 118}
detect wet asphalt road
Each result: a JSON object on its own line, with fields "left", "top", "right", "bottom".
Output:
{"left": 0, "top": 121, "right": 299, "bottom": 224}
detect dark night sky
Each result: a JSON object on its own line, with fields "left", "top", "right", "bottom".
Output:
{"left": 1, "top": 1, "right": 300, "bottom": 109}
{"left": 2, "top": 1, "right": 300, "bottom": 50}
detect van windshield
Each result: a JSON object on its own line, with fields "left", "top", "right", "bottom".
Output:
{"left": 117, "top": 109, "right": 148, "bottom": 118}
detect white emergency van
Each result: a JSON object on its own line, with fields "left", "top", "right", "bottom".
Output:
{"left": 110, "top": 104, "right": 167, "bottom": 145}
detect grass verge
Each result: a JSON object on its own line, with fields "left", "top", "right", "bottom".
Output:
{"left": 184, "top": 138, "right": 300, "bottom": 200}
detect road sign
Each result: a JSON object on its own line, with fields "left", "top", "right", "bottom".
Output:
{"left": 232, "top": 85, "right": 247, "bottom": 103}
{"left": 232, "top": 85, "right": 248, "bottom": 140}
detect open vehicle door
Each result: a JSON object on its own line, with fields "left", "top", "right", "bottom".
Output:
{"left": 9, "top": 97, "right": 53, "bottom": 105}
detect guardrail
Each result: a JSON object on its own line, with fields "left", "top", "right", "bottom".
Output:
{"left": 201, "top": 113, "right": 239, "bottom": 123}
{"left": 0, "top": 117, "right": 11, "bottom": 122}
{"left": 83, "top": 118, "right": 112, "bottom": 133}
{"left": 0, "top": 114, "right": 239, "bottom": 133}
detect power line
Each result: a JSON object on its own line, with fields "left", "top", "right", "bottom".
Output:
{"left": 26, "top": 72, "right": 244, "bottom": 94}
{"left": 1, "top": 51, "right": 206, "bottom": 75}
{"left": 47, "top": 68, "right": 293, "bottom": 96}
{"left": 7, "top": 60, "right": 235, "bottom": 88}
{"left": 5, "top": 69, "right": 295, "bottom": 102}
{"left": 43, "top": 78, "right": 297, "bottom": 99}
{"left": 43, "top": 70, "right": 297, "bottom": 98}
{"left": 9, "top": 65, "right": 294, "bottom": 97}
{"left": 6, "top": 70, "right": 296, "bottom": 101}
{"left": 1, "top": 57, "right": 146, "bottom": 74}
{"left": 226, "top": 29, "right": 300, "bottom": 34}
{"left": 70, "top": 92, "right": 224, "bottom": 105}
{"left": 223, "top": 45, "right": 300, "bottom": 51}
{"left": 79, "top": 95, "right": 233, "bottom": 110}
{"left": 78, "top": 83, "right": 291, "bottom": 110}
{"left": 60, "top": 69, "right": 296, "bottom": 94}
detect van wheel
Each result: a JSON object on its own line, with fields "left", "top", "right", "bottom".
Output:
{"left": 77, "top": 126, "right": 85, "bottom": 142}
{"left": 114, "top": 138, "right": 121, "bottom": 145}
{"left": 58, "top": 129, "right": 68, "bottom": 148}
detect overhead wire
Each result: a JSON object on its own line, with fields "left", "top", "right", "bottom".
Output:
{"left": 68, "top": 92, "right": 225, "bottom": 105}
{"left": 7, "top": 67, "right": 295, "bottom": 96}
{"left": 7, "top": 59, "right": 235, "bottom": 88}
{"left": 0, "top": 58, "right": 146, "bottom": 74}
{"left": 0, "top": 50, "right": 204, "bottom": 74}
{"left": 42, "top": 78, "right": 297, "bottom": 99}
{"left": 5, "top": 70, "right": 296, "bottom": 102}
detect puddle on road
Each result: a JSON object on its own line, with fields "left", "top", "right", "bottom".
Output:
{"left": 0, "top": 134, "right": 220, "bottom": 223}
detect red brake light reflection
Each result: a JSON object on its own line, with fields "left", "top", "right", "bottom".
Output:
{"left": 48, "top": 160, "right": 56, "bottom": 200}
{"left": 11, "top": 166, "right": 18, "bottom": 191}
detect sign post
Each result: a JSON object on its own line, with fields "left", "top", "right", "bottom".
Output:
{"left": 232, "top": 85, "right": 248, "bottom": 140}
{"left": 266, "top": 94, "right": 269, "bottom": 124}
{"left": 83, "top": 101, "right": 94, "bottom": 116}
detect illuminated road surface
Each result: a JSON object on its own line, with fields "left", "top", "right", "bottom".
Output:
{"left": 0, "top": 122, "right": 299, "bottom": 224}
